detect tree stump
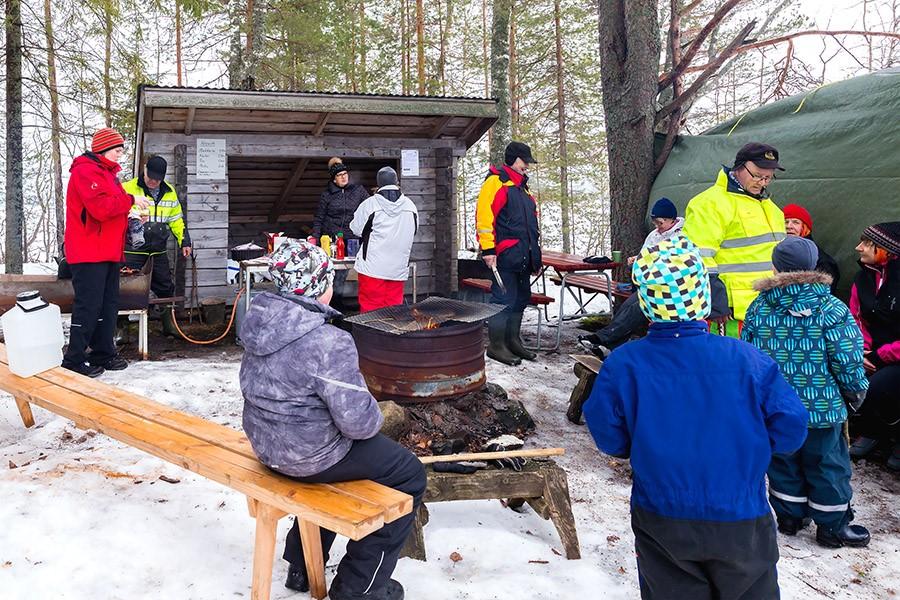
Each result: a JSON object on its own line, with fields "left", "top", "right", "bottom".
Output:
{"left": 566, "top": 355, "right": 601, "bottom": 425}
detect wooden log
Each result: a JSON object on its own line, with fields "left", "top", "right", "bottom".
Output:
{"left": 400, "top": 504, "right": 430, "bottom": 561}
{"left": 541, "top": 464, "right": 581, "bottom": 559}
{"left": 567, "top": 361, "right": 597, "bottom": 425}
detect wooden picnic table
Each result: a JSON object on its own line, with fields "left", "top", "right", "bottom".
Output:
{"left": 537, "top": 250, "right": 620, "bottom": 351}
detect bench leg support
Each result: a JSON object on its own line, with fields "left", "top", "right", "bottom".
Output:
{"left": 542, "top": 465, "right": 581, "bottom": 560}
{"left": 297, "top": 518, "right": 327, "bottom": 599}
{"left": 139, "top": 311, "right": 148, "bottom": 360}
{"left": 13, "top": 394, "right": 35, "bottom": 428}
{"left": 400, "top": 504, "right": 430, "bottom": 561}
{"left": 566, "top": 363, "right": 596, "bottom": 425}
{"left": 250, "top": 503, "right": 280, "bottom": 600}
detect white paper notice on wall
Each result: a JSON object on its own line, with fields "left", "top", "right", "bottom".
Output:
{"left": 400, "top": 149, "right": 420, "bottom": 177}
{"left": 196, "top": 138, "right": 227, "bottom": 180}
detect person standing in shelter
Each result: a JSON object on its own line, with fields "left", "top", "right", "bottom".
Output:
{"left": 848, "top": 222, "right": 900, "bottom": 471}
{"left": 682, "top": 142, "right": 787, "bottom": 337}
{"left": 583, "top": 236, "right": 808, "bottom": 600}
{"left": 475, "top": 141, "right": 542, "bottom": 366}
{"left": 312, "top": 158, "right": 369, "bottom": 306}
{"left": 122, "top": 156, "right": 191, "bottom": 336}
{"left": 783, "top": 203, "right": 840, "bottom": 294}
{"left": 743, "top": 236, "right": 870, "bottom": 548}
{"left": 239, "top": 240, "right": 425, "bottom": 600}
{"left": 62, "top": 128, "right": 150, "bottom": 377}
{"left": 350, "top": 167, "right": 418, "bottom": 312}
{"left": 579, "top": 197, "right": 684, "bottom": 358}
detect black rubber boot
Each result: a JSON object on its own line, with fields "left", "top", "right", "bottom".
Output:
{"left": 486, "top": 313, "right": 521, "bottom": 366}
{"left": 776, "top": 515, "right": 811, "bottom": 536}
{"left": 284, "top": 564, "right": 309, "bottom": 592}
{"left": 816, "top": 523, "right": 871, "bottom": 548}
{"left": 506, "top": 311, "right": 536, "bottom": 361}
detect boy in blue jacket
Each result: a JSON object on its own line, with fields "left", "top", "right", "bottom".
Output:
{"left": 583, "top": 236, "right": 808, "bottom": 600}
{"left": 743, "top": 236, "right": 870, "bottom": 548}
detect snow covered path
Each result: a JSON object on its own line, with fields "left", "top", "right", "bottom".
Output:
{"left": 1, "top": 328, "right": 898, "bottom": 599}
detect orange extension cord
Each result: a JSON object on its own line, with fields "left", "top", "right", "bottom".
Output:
{"left": 169, "top": 288, "right": 244, "bottom": 345}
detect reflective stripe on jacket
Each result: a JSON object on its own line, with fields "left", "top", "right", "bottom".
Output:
{"left": 122, "top": 177, "right": 190, "bottom": 254}
{"left": 682, "top": 168, "right": 785, "bottom": 320}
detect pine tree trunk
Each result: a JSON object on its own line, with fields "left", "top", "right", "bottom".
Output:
{"left": 509, "top": 0, "right": 518, "bottom": 137}
{"left": 228, "top": 0, "right": 243, "bottom": 85}
{"left": 400, "top": 0, "right": 408, "bottom": 94}
{"left": 103, "top": 1, "right": 113, "bottom": 127}
{"left": 359, "top": 1, "right": 367, "bottom": 92}
{"left": 416, "top": 0, "right": 425, "bottom": 94}
{"left": 554, "top": 0, "right": 571, "bottom": 253}
{"left": 6, "top": 0, "right": 25, "bottom": 273}
{"left": 44, "top": 0, "right": 65, "bottom": 255}
{"left": 489, "top": 0, "right": 512, "bottom": 166}
{"left": 597, "top": 0, "right": 660, "bottom": 258}
{"left": 175, "top": 0, "right": 183, "bottom": 85}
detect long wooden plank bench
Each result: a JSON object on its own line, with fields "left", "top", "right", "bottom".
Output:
{"left": 549, "top": 273, "right": 633, "bottom": 306}
{"left": 0, "top": 344, "right": 412, "bottom": 600}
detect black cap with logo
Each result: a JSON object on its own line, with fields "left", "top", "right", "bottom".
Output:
{"left": 733, "top": 142, "right": 784, "bottom": 171}
{"left": 504, "top": 141, "right": 538, "bottom": 166}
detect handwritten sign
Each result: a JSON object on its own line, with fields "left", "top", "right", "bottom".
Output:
{"left": 196, "top": 138, "right": 227, "bottom": 180}
{"left": 401, "top": 149, "right": 420, "bottom": 177}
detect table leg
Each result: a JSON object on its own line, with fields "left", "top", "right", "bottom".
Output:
{"left": 553, "top": 273, "right": 566, "bottom": 351}
{"left": 139, "top": 311, "right": 148, "bottom": 360}
{"left": 601, "top": 271, "right": 613, "bottom": 315}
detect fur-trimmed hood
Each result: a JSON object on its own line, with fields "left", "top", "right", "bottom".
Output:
{"left": 753, "top": 270, "right": 833, "bottom": 292}
{"left": 752, "top": 270, "right": 833, "bottom": 318}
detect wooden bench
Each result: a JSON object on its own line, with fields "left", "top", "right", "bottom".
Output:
{"left": 401, "top": 459, "right": 581, "bottom": 561}
{"left": 0, "top": 345, "right": 412, "bottom": 600}
{"left": 566, "top": 354, "right": 602, "bottom": 425}
{"left": 460, "top": 278, "right": 555, "bottom": 350}
{"left": 548, "top": 273, "right": 633, "bottom": 314}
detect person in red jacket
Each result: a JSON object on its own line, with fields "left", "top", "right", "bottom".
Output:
{"left": 62, "top": 128, "right": 149, "bottom": 377}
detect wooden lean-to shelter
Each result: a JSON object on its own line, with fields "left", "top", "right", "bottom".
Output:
{"left": 133, "top": 85, "right": 497, "bottom": 304}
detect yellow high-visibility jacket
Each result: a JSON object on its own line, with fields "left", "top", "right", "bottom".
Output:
{"left": 122, "top": 177, "right": 190, "bottom": 255}
{"left": 682, "top": 168, "right": 785, "bottom": 320}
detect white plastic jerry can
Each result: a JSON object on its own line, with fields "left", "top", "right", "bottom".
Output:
{"left": 1, "top": 290, "right": 65, "bottom": 377}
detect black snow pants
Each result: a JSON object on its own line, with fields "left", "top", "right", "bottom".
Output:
{"left": 632, "top": 507, "right": 780, "bottom": 600}
{"left": 62, "top": 262, "right": 121, "bottom": 369}
{"left": 282, "top": 434, "right": 426, "bottom": 595}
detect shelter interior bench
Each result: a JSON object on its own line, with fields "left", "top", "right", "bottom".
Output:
{"left": 0, "top": 345, "right": 412, "bottom": 600}
{"left": 460, "top": 278, "right": 555, "bottom": 350}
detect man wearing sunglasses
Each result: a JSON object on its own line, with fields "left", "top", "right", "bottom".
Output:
{"left": 682, "top": 143, "right": 787, "bottom": 337}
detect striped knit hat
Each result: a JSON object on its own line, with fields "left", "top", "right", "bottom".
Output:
{"left": 862, "top": 222, "right": 900, "bottom": 257}
{"left": 632, "top": 236, "right": 711, "bottom": 323}
{"left": 91, "top": 128, "right": 126, "bottom": 154}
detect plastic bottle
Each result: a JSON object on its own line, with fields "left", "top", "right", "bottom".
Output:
{"left": 320, "top": 234, "right": 332, "bottom": 257}
{"left": 335, "top": 232, "right": 346, "bottom": 260}
{"left": 307, "top": 236, "right": 318, "bottom": 246}
{"left": 1, "top": 291, "right": 64, "bottom": 377}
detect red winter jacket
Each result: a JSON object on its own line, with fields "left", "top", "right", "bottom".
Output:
{"left": 64, "top": 153, "right": 134, "bottom": 264}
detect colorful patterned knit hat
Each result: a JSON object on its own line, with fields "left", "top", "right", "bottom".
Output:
{"left": 268, "top": 240, "right": 334, "bottom": 298}
{"left": 862, "top": 222, "right": 900, "bottom": 257}
{"left": 632, "top": 236, "right": 711, "bottom": 323}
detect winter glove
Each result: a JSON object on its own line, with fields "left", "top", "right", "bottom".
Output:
{"left": 841, "top": 389, "right": 867, "bottom": 414}
{"left": 484, "top": 435, "right": 526, "bottom": 471}
{"left": 707, "top": 274, "right": 730, "bottom": 321}
{"left": 432, "top": 461, "right": 488, "bottom": 475}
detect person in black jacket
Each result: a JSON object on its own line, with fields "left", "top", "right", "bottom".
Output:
{"left": 311, "top": 158, "right": 369, "bottom": 307}
{"left": 783, "top": 203, "right": 840, "bottom": 294}
{"left": 311, "top": 157, "right": 369, "bottom": 240}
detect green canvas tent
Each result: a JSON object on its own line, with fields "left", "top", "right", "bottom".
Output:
{"left": 650, "top": 67, "right": 900, "bottom": 297}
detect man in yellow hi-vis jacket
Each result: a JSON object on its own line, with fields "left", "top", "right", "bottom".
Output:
{"left": 682, "top": 143, "right": 786, "bottom": 337}
{"left": 122, "top": 156, "right": 191, "bottom": 335}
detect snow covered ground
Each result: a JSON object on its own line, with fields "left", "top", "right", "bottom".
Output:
{"left": 1, "top": 308, "right": 899, "bottom": 599}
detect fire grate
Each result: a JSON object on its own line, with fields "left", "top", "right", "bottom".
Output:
{"left": 346, "top": 297, "right": 502, "bottom": 335}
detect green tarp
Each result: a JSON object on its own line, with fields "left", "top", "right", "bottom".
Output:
{"left": 650, "top": 67, "right": 900, "bottom": 296}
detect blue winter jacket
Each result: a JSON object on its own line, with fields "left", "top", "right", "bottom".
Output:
{"left": 583, "top": 321, "right": 808, "bottom": 522}
{"left": 742, "top": 270, "right": 868, "bottom": 428}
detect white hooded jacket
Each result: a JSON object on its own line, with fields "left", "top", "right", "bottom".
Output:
{"left": 350, "top": 185, "right": 418, "bottom": 281}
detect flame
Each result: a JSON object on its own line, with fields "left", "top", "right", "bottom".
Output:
{"left": 410, "top": 308, "right": 440, "bottom": 330}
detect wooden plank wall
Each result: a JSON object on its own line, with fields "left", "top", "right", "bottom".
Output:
{"left": 142, "top": 132, "right": 467, "bottom": 305}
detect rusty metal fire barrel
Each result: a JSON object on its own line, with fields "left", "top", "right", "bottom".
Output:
{"left": 352, "top": 320, "right": 487, "bottom": 404}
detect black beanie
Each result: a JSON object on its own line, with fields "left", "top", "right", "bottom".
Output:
{"left": 862, "top": 222, "right": 900, "bottom": 256}
{"left": 329, "top": 161, "right": 349, "bottom": 180}
{"left": 377, "top": 166, "right": 399, "bottom": 188}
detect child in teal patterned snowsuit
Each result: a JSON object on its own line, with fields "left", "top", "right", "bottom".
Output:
{"left": 742, "top": 236, "right": 871, "bottom": 548}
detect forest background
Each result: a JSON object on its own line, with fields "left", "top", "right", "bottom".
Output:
{"left": 1, "top": 0, "right": 898, "bottom": 271}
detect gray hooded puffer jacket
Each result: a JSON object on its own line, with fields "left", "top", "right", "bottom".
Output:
{"left": 239, "top": 292, "right": 383, "bottom": 477}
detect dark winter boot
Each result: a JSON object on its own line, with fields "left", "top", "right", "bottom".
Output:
{"left": 161, "top": 307, "right": 179, "bottom": 338}
{"left": 849, "top": 436, "right": 879, "bottom": 459}
{"left": 487, "top": 313, "right": 521, "bottom": 366}
{"left": 506, "top": 311, "right": 536, "bottom": 361}
{"left": 284, "top": 564, "right": 309, "bottom": 592}
{"left": 816, "top": 523, "right": 871, "bottom": 548}
{"left": 776, "top": 515, "right": 811, "bottom": 536}
{"left": 329, "top": 578, "right": 404, "bottom": 600}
